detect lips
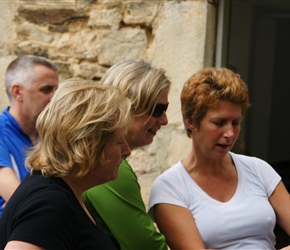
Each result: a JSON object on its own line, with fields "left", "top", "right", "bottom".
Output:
{"left": 217, "top": 143, "right": 231, "bottom": 149}
{"left": 149, "top": 127, "right": 160, "bottom": 134}
{"left": 148, "top": 129, "right": 157, "bottom": 135}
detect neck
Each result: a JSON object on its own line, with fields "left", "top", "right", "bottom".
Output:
{"left": 62, "top": 176, "right": 96, "bottom": 224}
{"left": 183, "top": 147, "right": 232, "bottom": 175}
{"left": 9, "top": 105, "right": 37, "bottom": 144}
{"left": 62, "top": 176, "right": 84, "bottom": 203}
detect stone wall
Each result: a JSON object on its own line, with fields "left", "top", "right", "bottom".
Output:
{"left": 0, "top": 0, "right": 217, "bottom": 206}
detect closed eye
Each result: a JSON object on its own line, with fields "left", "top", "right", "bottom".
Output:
{"left": 232, "top": 119, "right": 241, "bottom": 126}
{"left": 212, "top": 120, "right": 225, "bottom": 127}
{"left": 118, "top": 138, "right": 126, "bottom": 145}
{"left": 213, "top": 119, "right": 241, "bottom": 127}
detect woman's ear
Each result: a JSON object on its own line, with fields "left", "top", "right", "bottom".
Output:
{"left": 185, "top": 118, "right": 196, "bottom": 131}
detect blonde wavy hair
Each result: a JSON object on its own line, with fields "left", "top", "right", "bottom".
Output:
{"left": 181, "top": 67, "right": 250, "bottom": 138}
{"left": 26, "top": 78, "right": 131, "bottom": 178}
{"left": 100, "top": 58, "right": 171, "bottom": 116}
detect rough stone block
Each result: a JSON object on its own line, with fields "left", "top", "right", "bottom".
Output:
{"left": 88, "top": 7, "right": 122, "bottom": 30}
{"left": 96, "top": 28, "right": 147, "bottom": 65}
{"left": 14, "top": 41, "right": 48, "bottom": 58}
{"left": 124, "top": 2, "right": 159, "bottom": 26}
{"left": 17, "top": 23, "right": 53, "bottom": 43}
{"left": 18, "top": 7, "right": 87, "bottom": 25}
{"left": 148, "top": 1, "right": 209, "bottom": 125}
{"left": 71, "top": 63, "right": 107, "bottom": 80}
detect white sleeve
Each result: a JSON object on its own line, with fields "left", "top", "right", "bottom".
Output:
{"left": 148, "top": 162, "right": 188, "bottom": 222}
{"left": 251, "top": 156, "right": 281, "bottom": 197}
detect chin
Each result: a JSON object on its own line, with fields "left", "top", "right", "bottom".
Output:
{"left": 146, "top": 137, "right": 155, "bottom": 145}
{"left": 215, "top": 153, "right": 228, "bottom": 160}
{"left": 111, "top": 172, "right": 119, "bottom": 180}
{"left": 138, "top": 141, "right": 152, "bottom": 148}
{"left": 111, "top": 176, "right": 118, "bottom": 181}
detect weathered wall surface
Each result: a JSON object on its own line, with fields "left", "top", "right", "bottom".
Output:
{"left": 0, "top": 0, "right": 216, "bottom": 205}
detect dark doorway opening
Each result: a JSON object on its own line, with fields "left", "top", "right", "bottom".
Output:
{"left": 225, "top": 1, "right": 290, "bottom": 248}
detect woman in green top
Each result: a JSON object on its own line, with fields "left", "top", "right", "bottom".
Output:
{"left": 83, "top": 59, "right": 171, "bottom": 250}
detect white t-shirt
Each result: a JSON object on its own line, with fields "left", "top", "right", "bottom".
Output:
{"left": 148, "top": 152, "right": 281, "bottom": 249}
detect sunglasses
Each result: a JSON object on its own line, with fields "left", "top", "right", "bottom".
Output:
{"left": 151, "top": 103, "right": 169, "bottom": 118}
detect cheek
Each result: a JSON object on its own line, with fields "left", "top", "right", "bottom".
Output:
{"left": 133, "top": 119, "right": 149, "bottom": 135}
{"left": 41, "top": 93, "right": 52, "bottom": 102}
{"left": 201, "top": 130, "right": 220, "bottom": 144}
{"left": 144, "top": 117, "right": 156, "bottom": 129}
{"left": 234, "top": 126, "right": 241, "bottom": 135}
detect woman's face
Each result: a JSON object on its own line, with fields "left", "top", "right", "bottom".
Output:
{"left": 126, "top": 88, "right": 169, "bottom": 150}
{"left": 93, "top": 127, "right": 131, "bottom": 184}
{"left": 192, "top": 100, "right": 242, "bottom": 160}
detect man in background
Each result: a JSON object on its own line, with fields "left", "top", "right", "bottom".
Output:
{"left": 0, "top": 55, "right": 58, "bottom": 217}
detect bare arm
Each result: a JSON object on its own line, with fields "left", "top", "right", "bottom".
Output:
{"left": 269, "top": 180, "right": 290, "bottom": 235}
{"left": 154, "top": 203, "right": 206, "bottom": 250}
{"left": 280, "top": 246, "right": 290, "bottom": 250}
{"left": 5, "top": 240, "right": 44, "bottom": 250}
{"left": 0, "top": 167, "right": 20, "bottom": 204}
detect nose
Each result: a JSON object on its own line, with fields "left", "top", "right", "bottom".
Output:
{"left": 122, "top": 140, "right": 131, "bottom": 158}
{"left": 158, "top": 111, "right": 168, "bottom": 126}
{"left": 224, "top": 124, "right": 234, "bottom": 138}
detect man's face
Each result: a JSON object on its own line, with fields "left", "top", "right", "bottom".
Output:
{"left": 20, "top": 65, "right": 58, "bottom": 124}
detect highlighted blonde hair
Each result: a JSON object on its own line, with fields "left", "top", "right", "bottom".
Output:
{"left": 26, "top": 78, "right": 131, "bottom": 178}
{"left": 100, "top": 59, "right": 171, "bottom": 116}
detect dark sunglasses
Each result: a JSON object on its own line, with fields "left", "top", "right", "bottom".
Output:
{"left": 151, "top": 103, "right": 169, "bottom": 118}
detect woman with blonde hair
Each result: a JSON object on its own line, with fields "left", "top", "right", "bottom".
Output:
{"left": 0, "top": 78, "right": 131, "bottom": 249}
{"left": 83, "top": 59, "right": 170, "bottom": 250}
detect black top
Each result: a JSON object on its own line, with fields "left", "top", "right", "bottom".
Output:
{"left": 0, "top": 171, "right": 117, "bottom": 250}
